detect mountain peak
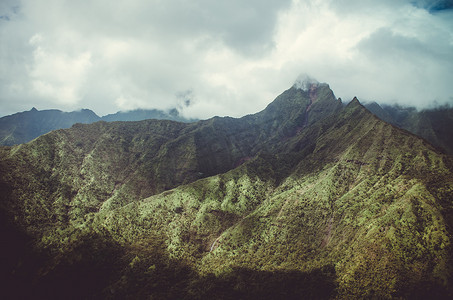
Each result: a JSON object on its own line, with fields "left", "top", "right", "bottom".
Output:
{"left": 348, "top": 97, "right": 361, "bottom": 107}
{"left": 293, "top": 74, "right": 327, "bottom": 91}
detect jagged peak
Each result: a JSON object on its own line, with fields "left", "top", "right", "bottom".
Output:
{"left": 347, "top": 97, "right": 361, "bottom": 107}
{"left": 293, "top": 74, "right": 328, "bottom": 91}
{"left": 345, "top": 97, "right": 375, "bottom": 116}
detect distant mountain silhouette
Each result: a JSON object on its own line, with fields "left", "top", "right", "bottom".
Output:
{"left": 101, "top": 108, "right": 195, "bottom": 123}
{"left": 0, "top": 108, "right": 99, "bottom": 146}
{"left": 0, "top": 107, "right": 196, "bottom": 146}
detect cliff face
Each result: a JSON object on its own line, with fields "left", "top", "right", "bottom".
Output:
{"left": 1, "top": 82, "right": 452, "bottom": 299}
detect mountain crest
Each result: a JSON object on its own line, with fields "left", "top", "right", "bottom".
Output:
{"left": 346, "top": 96, "right": 363, "bottom": 108}
{"left": 1, "top": 78, "right": 453, "bottom": 298}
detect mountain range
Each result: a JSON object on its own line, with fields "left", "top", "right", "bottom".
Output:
{"left": 0, "top": 107, "right": 195, "bottom": 146}
{"left": 365, "top": 102, "right": 453, "bottom": 155}
{"left": 2, "top": 98, "right": 452, "bottom": 160}
{"left": 1, "top": 79, "right": 452, "bottom": 299}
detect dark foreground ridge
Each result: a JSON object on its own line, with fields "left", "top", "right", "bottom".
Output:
{"left": 1, "top": 80, "right": 452, "bottom": 299}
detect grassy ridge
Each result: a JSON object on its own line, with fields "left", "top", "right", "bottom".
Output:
{"left": 1, "top": 85, "right": 452, "bottom": 298}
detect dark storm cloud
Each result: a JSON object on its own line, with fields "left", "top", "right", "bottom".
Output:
{"left": 412, "top": 0, "right": 453, "bottom": 12}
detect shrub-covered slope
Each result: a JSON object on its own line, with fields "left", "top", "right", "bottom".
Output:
{"left": 1, "top": 83, "right": 452, "bottom": 299}
{"left": 365, "top": 102, "right": 453, "bottom": 155}
{"left": 0, "top": 84, "right": 340, "bottom": 227}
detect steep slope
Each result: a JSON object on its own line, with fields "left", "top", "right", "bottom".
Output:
{"left": 1, "top": 83, "right": 452, "bottom": 298}
{"left": 86, "top": 99, "right": 453, "bottom": 298}
{"left": 365, "top": 102, "right": 453, "bottom": 155}
{"left": 0, "top": 82, "right": 340, "bottom": 227}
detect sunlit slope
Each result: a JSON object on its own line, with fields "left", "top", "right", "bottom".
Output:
{"left": 89, "top": 99, "right": 453, "bottom": 298}
{"left": 0, "top": 84, "right": 339, "bottom": 227}
{"left": 1, "top": 86, "right": 452, "bottom": 298}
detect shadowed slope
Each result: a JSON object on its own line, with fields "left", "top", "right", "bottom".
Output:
{"left": 0, "top": 85, "right": 452, "bottom": 298}
{"left": 365, "top": 102, "right": 453, "bottom": 155}
{"left": 0, "top": 83, "right": 339, "bottom": 226}
{"left": 91, "top": 98, "right": 453, "bottom": 298}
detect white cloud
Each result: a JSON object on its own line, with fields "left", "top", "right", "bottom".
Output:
{"left": 0, "top": 0, "right": 452, "bottom": 118}
{"left": 266, "top": 0, "right": 453, "bottom": 108}
{"left": 29, "top": 34, "right": 92, "bottom": 106}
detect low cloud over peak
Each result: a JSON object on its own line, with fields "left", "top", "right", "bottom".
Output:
{"left": 1, "top": 0, "right": 452, "bottom": 118}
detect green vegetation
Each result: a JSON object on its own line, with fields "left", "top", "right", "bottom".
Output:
{"left": 365, "top": 102, "right": 453, "bottom": 155}
{"left": 1, "top": 84, "right": 452, "bottom": 298}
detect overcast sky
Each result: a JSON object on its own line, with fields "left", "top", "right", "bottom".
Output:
{"left": 1, "top": 0, "right": 452, "bottom": 118}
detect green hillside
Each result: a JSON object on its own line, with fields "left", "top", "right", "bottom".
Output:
{"left": 1, "top": 82, "right": 452, "bottom": 299}
{"left": 365, "top": 102, "right": 453, "bottom": 155}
